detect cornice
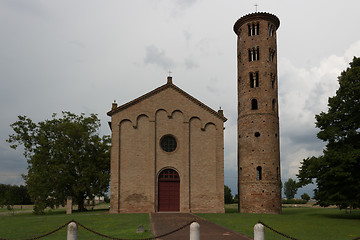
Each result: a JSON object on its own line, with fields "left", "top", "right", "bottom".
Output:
{"left": 233, "top": 12, "right": 280, "bottom": 34}
{"left": 107, "top": 82, "right": 227, "bottom": 122}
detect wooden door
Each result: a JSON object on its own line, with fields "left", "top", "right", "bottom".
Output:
{"left": 158, "top": 169, "right": 180, "bottom": 211}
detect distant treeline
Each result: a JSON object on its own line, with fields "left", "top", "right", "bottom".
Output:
{"left": 281, "top": 199, "right": 308, "bottom": 204}
{"left": 0, "top": 184, "right": 33, "bottom": 208}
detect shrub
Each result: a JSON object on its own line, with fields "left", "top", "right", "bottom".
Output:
{"left": 301, "top": 193, "right": 311, "bottom": 203}
{"left": 282, "top": 199, "right": 308, "bottom": 204}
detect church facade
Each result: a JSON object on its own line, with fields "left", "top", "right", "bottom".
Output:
{"left": 107, "top": 76, "right": 226, "bottom": 213}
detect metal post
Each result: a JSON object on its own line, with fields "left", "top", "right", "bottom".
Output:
{"left": 67, "top": 222, "right": 78, "bottom": 240}
{"left": 254, "top": 223, "right": 265, "bottom": 240}
{"left": 190, "top": 222, "right": 200, "bottom": 240}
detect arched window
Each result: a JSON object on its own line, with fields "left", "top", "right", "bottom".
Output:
{"left": 271, "top": 74, "right": 275, "bottom": 89}
{"left": 256, "top": 166, "right": 262, "bottom": 180}
{"left": 248, "top": 47, "right": 260, "bottom": 61}
{"left": 268, "top": 23, "right": 274, "bottom": 36}
{"left": 250, "top": 73, "right": 254, "bottom": 88}
{"left": 249, "top": 22, "right": 260, "bottom": 36}
{"left": 159, "top": 169, "right": 179, "bottom": 181}
{"left": 269, "top": 48, "right": 275, "bottom": 62}
{"left": 272, "top": 99, "right": 276, "bottom": 111}
{"left": 251, "top": 99, "right": 258, "bottom": 110}
{"left": 249, "top": 72, "right": 259, "bottom": 88}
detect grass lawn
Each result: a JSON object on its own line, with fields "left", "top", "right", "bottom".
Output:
{"left": 0, "top": 206, "right": 153, "bottom": 240}
{"left": 0, "top": 205, "right": 33, "bottom": 213}
{"left": 197, "top": 204, "right": 360, "bottom": 240}
{"left": 1, "top": 204, "right": 360, "bottom": 240}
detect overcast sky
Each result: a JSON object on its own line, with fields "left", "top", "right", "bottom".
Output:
{"left": 1, "top": 0, "right": 360, "bottom": 198}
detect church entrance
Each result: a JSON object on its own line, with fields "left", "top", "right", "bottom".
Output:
{"left": 158, "top": 169, "right": 180, "bottom": 212}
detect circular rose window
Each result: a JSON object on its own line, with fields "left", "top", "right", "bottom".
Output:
{"left": 160, "top": 135, "right": 177, "bottom": 152}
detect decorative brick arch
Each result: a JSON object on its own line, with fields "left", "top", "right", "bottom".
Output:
{"left": 158, "top": 169, "right": 180, "bottom": 212}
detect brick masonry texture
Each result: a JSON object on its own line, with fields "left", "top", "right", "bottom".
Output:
{"left": 234, "top": 12, "right": 282, "bottom": 214}
{"left": 107, "top": 79, "right": 226, "bottom": 213}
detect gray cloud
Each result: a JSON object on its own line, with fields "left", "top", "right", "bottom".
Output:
{"left": 175, "top": 0, "right": 197, "bottom": 9}
{"left": 184, "top": 58, "right": 198, "bottom": 69}
{"left": 144, "top": 45, "right": 174, "bottom": 70}
{"left": 183, "top": 30, "right": 191, "bottom": 42}
{"left": 0, "top": 0, "right": 46, "bottom": 18}
{"left": 0, "top": 144, "right": 26, "bottom": 185}
{"left": 1, "top": 1, "right": 360, "bottom": 199}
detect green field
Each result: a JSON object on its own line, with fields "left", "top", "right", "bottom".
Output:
{"left": 198, "top": 205, "right": 360, "bottom": 240}
{"left": 1, "top": 205, "right": 360, "bottom": 240}
{"left": 0, "top": 206, "right": 152, "bottom": 240}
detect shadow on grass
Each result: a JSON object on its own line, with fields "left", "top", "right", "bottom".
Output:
{"left": 314, "top": 211, "right": 360, "bottom": 220}
{"left": 42, "top": 207, "right": 109, "bottom": 216}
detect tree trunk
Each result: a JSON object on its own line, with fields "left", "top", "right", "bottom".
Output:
{"left": 76, "top": 196, "right": 86, "bottom": 212}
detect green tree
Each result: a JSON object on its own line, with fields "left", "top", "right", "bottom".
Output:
{"left": 4, "top": 186, "right": 18, "bottom": 212}
{"left": 297, "top": 57, "right": 360, "bottom": 210}
{"left": 18, "top": 185, "right": 32, "bottom": 205}
{"left": 301, "top": 193, "right": 311, "bottom": 203}
{"left": 284, "top": 178, "right": 298, "bottom": 200}
{"left": 0, "top": 184, "right": 31, "bottom": 212}
{"left": 224, "top": 185, "right": 234, "bottom": 204}
{"left": 7, "top": 112, "right": 110, "bottom": 213}
{"left": 233, "top": 194, "right": 239, "bottom": 204}
{"left": 0, "top": 184, "right": 8, "bottom": 207}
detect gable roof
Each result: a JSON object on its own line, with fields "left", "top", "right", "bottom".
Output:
{"left": 107, "top": 77, "right": 227, "bottom": 122}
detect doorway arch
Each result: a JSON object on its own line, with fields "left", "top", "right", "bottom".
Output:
{"left": 158, "top": 168, "right": 180, "bottom": 212}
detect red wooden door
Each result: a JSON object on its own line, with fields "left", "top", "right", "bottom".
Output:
{"left": 158, "top": 169, "right": 180, "bottom": 212}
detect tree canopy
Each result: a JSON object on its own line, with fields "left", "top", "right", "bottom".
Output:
{"left": 297, "top": 57, "right": 360, "bottom": 209}
{"left": 7, "top": 112, "right": 110, "bottom": 213}
{"left": 224, "top": 185, "right": 234, "bottom": 204}
{"left": 0, "top": 184, "right": 32, "bottom": 210}
{"left": 301, "top": 193, "right": 310, "bottom": 203}
{"left": 284, "top": 178, "right": 298, "bottom": 200}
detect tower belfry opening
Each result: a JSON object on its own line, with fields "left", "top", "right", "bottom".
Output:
{"left": 234, "top": 12, "right": 281, "bottom": 214}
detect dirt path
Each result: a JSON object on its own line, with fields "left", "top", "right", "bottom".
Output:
{"left": 150, "top": 213, "right": 252, "bottom": 240}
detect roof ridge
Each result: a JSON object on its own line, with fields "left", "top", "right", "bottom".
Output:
{"left": 107, "top": 82, "right": 227, "bottom": 122}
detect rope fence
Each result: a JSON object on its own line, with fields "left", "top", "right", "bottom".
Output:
{"left": 258, "top": 220, "right": 298, "bottom": 240}
{"left": 76, "top": 219, "right": 195, "bottom": 240}
{"left": 0, "top": 220, "right": 72, "bottom": 240}
{"left": 0, "top": 219, "right": 195, "bottom": 240}
{"left": 1, "top": 219, "right": 359, "bottom": 240}
{"left": 258, "top": 220, "right": 360, "bottom": 240}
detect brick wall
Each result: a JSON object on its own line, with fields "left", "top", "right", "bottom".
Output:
{"left": 109, "top": 84, "right": 225, "bottom": 213}
{"left": 234, "top": 12, "right": 282, "bottom": 214}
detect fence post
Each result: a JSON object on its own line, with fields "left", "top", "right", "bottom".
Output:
{"left": 66, "top": 196, "right": 72, "bottom": 215}
{"left": 254, "top": 223, "right": 265, "bottom": 240}
{"left": 190, "top": 222, "right": 200, "bottom": 240}
{"left": 67, "top": 221, "right": 78, "bottom": 240}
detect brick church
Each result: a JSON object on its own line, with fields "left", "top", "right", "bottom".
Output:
{"left": 107, "top": 76, "right": 226, "bottom": 213}
{"left": 108, "top": 11, "right": 282, "bottom": 214}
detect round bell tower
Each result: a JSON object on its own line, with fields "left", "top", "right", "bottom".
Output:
{"left": 233, "top": 12, "right": 281, "bottom": 214}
